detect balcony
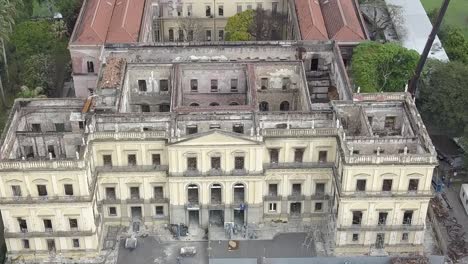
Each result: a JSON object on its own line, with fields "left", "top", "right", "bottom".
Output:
{"left": 150, "top": 197, "right": 169, "bottom": 203}
{"left": 262, "top": 128, "right": 338, "bottom": 138}
{"left": 310, "top": 193, "right": 329, "bottom": 200}
{"left": 339, "top": 190, "right": 433, "bottom": 198}
{"left": 0, "top": 159, "right": 85, "bottom": 171}
{"left": 263, "top": 195, "right": 282, "bottom": 201}
{"left": 264, "top": 162, "right": 334, "bottom": 169}
{"left": 185, "top": 202, "right": 200, "bottom": 210}
{"left": 102, "top": 197, "right": 121, "bottom": 204}
{"left": 207, "top": 203, "right": 225, "bottom": 210}
{"left": 287, "top": 194, "right": 306, "bottom": 201}
{"left": 96, "top": 165, "right": 168, "bottom": 173}
{"left": 4, "top": 228, "right": 95, "bottom": 238}
{"left": 337, "top": 224, "right": 425, "bottom": 232}
{"left": 171, "top": 170, "right": 263, "bottom": 177}
{"left": 126, "top": 197, "right": 144, "bottom": 204}
{"left": 88, "top": 131, "right": 167, "bottom": 141}
{"left": 0, "top": 195, "right": 92, "bottom": 204}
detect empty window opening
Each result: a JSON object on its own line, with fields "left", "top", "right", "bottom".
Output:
{"left": 22, "top": 239, "right": 30, "bottom": 249}
{"left": 211, "top": 184, "right": 222, "bottom": 204}
{"left": 269, "top": 202, "right": 277, "bottom": 212}
{"left": 234, "top": 183, "right": 245, "bottom": 203}
{"left": 105, "top": 187, "right": 116, "bottom": 200}
{"left": 368, "top": 116, "right": 373, "bottom": 126}
{"left": 186, "top": 125, "right": 198, "bottom": 135}
{"left": 18, "top": 218, "right": 28, "bottom": 232}
{"left": 155, "top": 206, "right": 164, "bottom": 216}
{"left": 103, "top": 154, "right": 112, "bottom": 167}
{"left": 187, "top": 4, "right": 192, "bottom": 16}
{"left": 127, "top": 154, "right": 137, "bottom": 166}
{"left": 141, "top": 104, "right": 150, "bottom": 112}
{"left": 356, "top": 179, "right": 366, "bottom": 192}
{"left": 218, "top": 5, "right": 224, "bottom": 16}
{"left": 233, "top": 124, "right": 244, "bottom": 134}
{"left": 318, "top": 151, "right": 327, "bottom": 163}
{"left": 168, "top": 29, "right": 174, "bottom": 41}
{"left": 138, "top": 80, "right": 147, "bottom": 91}
{"left": 108, "top": 207, "right": 117, "bottom": 216}
{"left": 47, "top": 239, "right": 55, "bottom": 252}
{"left": 43, "top": 219, "right": 53, "bottom": 231}
{"left": 290, "top": 202, "right": 301, "bottom": 216}
{"left": 315, "top": 202, "right": 323, "bottom": 211}
{"left": 231, "top": 79, "right": 238, "bottom": 91}
{"left": 310, "top": 58, "right": 319, "bottom": 71}
{"left": 211, "top": 157, "right": 221, "bottom": 170}
{"left": 152, "top": 154, "right": 161, "bottom": 166}
{"left": 292, "top": 183, "right": 302, "bottom": 196}
{"left": 24, "top": 146, "right": 34, "bottom": 158}
{"left": 178, "top": 29, "right": 184, "bottom": 41}
{"left": 176, "top": 4, "right": 182, "bottom": 16}
{"left": 87, "top": 61, "right": 94, "bottom": 73}
{"left": 37, "top": 185, "right": 47, "bottom": 196}
{"left": 209, "top": 102, "right": 219, "bottom": 106}
{"left": 73, "top": 239, "right": 80, "bottom": 248}
{"left": 209, "top": 124, "right": 221, "bottom": 129}
{"left": 382, "top": 179, "right": 393, "bottom": 192}
{"left": 280, "top": 101, "right": 290, "bottom": 111}
{"left": 315, "top": 183, "right": 325, "bottom": 195}
{"left": 234, "top": 156, "right": 245, "bottom": 170}
{"left": 211, "top": 80, "right": 218, "bottom": 92}
{"left": 269, "top": 183, "right": 278, "bottom": 196}
{"left": 188, "top": 30, "right": 194, "bottom": 41}
{"left": 64, "top": 184, "right": 74, "bottom": 196}
{"left": 190, "top": 79, "right": 198, "bottom": 92}
{"left": 259, "top": 101, "right": 269, "bottom": 111}
{"left": 12, "top": 185, "right": 22, "bottom": 197}
{"left": 294, "top": 148, "right": 304, "bottom": 163}
{"left": 69, "top": 218, "right": 78, "bottom": 229}
{"left": 378, "top": 212, "right": 388, "bottom": 225}
{"left": 352, "top": 211, "right": 363, "bottom": 225}
{"left": 403, "top": 210, "right": 413, "bottom": 225}
{"left": 31, "top": 123, "right": 41, "bottom": 132}
{"left": 130, "top": 187, "right": 140, "bottom": 199}
{"left": 282, "top": 77, "right": 290, "bottom": 90}
{"left": 205, "top": 5, "right": 211, "bottom": 16}
{"left": 55, "top": 123, "right": 65, "bottom": 132}
{"left": 78, "top": 121, "right": 85, "bottom": 129}
{"left": 159, "top": 103, "right": 170, "bottom": 112}
{"left": 229, "top": 102, "right": 239, "bottom": 106}
{"left": 384, "top": 116, "right": 396, "bottom": 130}
{"left": 269, "top": 149, "right": 279, "bottom": 164}
{"left": 187, "top": 184, "right": 199, "bottom": 204}
{"left": 237, "top": 4, "right": 242, "bottom": 13}
{"left": 408, "top": 179, "right": 419, "bottom": 191}
{"left": 352, "top": 233, "right": 359, "bottom": 242}
{"left": 261, "top": 78, "right": 268, "bottom": 89}
{"left": 47, "top": 145, "right": 56, "bottom": 158}
{"left": 206, "top": 30, "right": 212, "bottom": 41}
{"left": 154, "top": 186, "right": 164, "bottom": 199}
{"left": 187, "top": 157, "right": 197, "bottom": 171}
{"left": 160, "top": 80, "right": 169, "bottom": 91}
{"left": 402, "top": 232, "right": 409, "bottom": 241}
{"left": 190, "top": 103, "right": 199, "bottom": 107}
{"left": 219, "top": 30, "right": 224, "bottom": 41}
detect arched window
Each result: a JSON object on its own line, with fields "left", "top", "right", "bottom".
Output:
{"left": 87, "top": 61, "right": 94, "bottom": 73}
{"left": 259, "top": 101, "right": 269, "bottom": 111}
{"left": 233, "top": 183, "right": 245, "bottom": 203}
{"left": 210, "top": 183, "right": 222, "bottom": 204}
{"left": 190, "top": 103, "right": 199, "bottom": 107}
{"left": 229, "top": 102, "right": 239, "bottom": 106}
{"left": 187, "top": 184, "right": 199, "bottom": 204}
{"left": 209, "top": 102, "right": 219, "bottom": 106}
{"left": 280, "top": 101, "right": 290, "bottom": 111}
{"left": 159, "top": 103, "right": 170, "bottom": 112}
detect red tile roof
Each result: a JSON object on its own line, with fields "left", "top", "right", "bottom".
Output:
{"left": 295, "top": 0, "right": 328, "bottom": 40}
{"left": 72, "top": 0, "right": 145, "bottom": 45}
{"left": 320, "top": 0, "right": 366, "bottom": 41}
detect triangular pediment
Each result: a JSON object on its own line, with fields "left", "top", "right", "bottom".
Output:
{"left": 170, "top": 130, "right": 261, "bottom": 146}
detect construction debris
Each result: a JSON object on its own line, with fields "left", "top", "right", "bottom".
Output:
{"left": 99, "top": 57, "right": 126, "bottom": 89}
{"left": 390, "top": 256, "right": 430, "bottom": 264}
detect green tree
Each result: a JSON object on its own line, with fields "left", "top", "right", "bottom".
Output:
{"left": 10, "top": 20, "right": 56, "bottom": 59}
{"left": 55, "top": 0, "right": 83, "bottom": 35}
{"left": 225, "top": 10, "right": 254, "bottom": 41}
{"left": 441, "top": 26, "right": 468, "bottom": 64}
{"left": 19, "top": 53, "right": 56, "bottom": 93}
{"left": 17, "top": 85, "right": 46, "bottom": 98}
{"left": 419, "top": 60, "right": 468, "bottom": 136}
{"left": 351, "top": 42, "right": 419, "bottom": 92}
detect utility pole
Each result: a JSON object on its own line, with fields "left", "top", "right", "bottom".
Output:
{"left": 407, "top": 0, "right": 450, "bottom": 97}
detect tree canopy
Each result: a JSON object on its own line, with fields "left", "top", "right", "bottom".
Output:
{"left": 225, "top": 9, "right": 286, "bottom": 41}
{"left": 225, "top": 10, "right": 255, "bottom": 41}
{"left": 418, "top": 60, "right": 468, "bottom": 136}
{"left": 351, "top": 42, "right": 419, "bottom": 92}
{"left": 10, "top": 20, "right": 56, "bottom": 59}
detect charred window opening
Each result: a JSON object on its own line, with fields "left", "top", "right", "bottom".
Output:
{"left": 186, "top": 125, "right": 198, "bottom": 135}
{"left": 160, "top": 80, "right": 169, "bottom": 91}
{"left": 259, "top": 101, "right": 269, "bottom": 111}
{"left": 152, "top": 154, "right": 161, "bottom": 166}
{"left": 211, "top": 184, "right": 222, "bottom": 204}
{"left": 233, "top": 124, "right": 244, "bottom": 133}
{"left": 127, "top": 154, "right": 137, "bottom": 166}
{"left": 18, "top": 218, "right": 28, "bottom": 232}
{"left": 382, "top": 179, "right": 392, "bottom": 192}
{"left": 292, "top": 183, "right": 302, "bottom": 196}
{"left": 138, "top": 80, "right": 147, "bottom": 92}
{"left": 318, "top": 151, "right": 327, "bottom": 163}
{"left": 269, "top": 149, "right": 279, "bottom": 163}
{"left": 154, "top": 186, "right": 164, "bottom": 199}
{"left": 408, "top": 179, "right": 419, "bottom": 191}
{"left": 187, "top": 184, "right": 199, "bottom": 204}
{"left": 261, "top": 78, "right": 268, "bottom": 89}
{"left": 234, "top": 156, "right": 245, "bottom": 170}
{"left": 352, "top": 211, "right": 363, "bottom": 225}
{"left": 187, "top": 157, "right": 197, "bottom": 171}
{"left": 280, "top": 101, "right": 290, "bottom": 111}
{"left": 294, "top": 148, "right": 304, "bottom": 163}
{"left": 268, "top": 183, "right": 278, "bottom": 196}
{"left": 141, "top": 104, "right": 150, "bottom": 112}
{"left": 190, "top": 79, "right": 198, "bottom": 92}
{"left": 64, "top": 184, "right": 74, "bottom": 196}
{"left": 233, "top": 183, "right": 245, "bottom": 203}
{"left": 378, "top": 212, "right": 388, "bottom": 225}
{"left": 211, "top": 157, "right": 221, "bottom": 170}
{"left": 130, "top": 187, "right": 140, "bottom": 199}
{"left": 105, "top": 187, "right": 116, "bottom": 200}
{"left": 37, "top": 185, "right": 47, "bottom": 196}
{"left": 103, "top": 155, "right": 112, "bottom": 167}
{"left": 356, "top": 179, "right": 366, "bottom": 192}
{"left": 403, "top": 210, "right": 413, "bottom": 225}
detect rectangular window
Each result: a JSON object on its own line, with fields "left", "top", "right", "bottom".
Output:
{"left": 188, "top": 30, "right": 194, "bottom": 41}
{"left": 294, "top": 148, "right": 304, "bottom": 163}
{"left": 69, "top": 218, "right": 78, "bottom": 229}
{"left": 269, "top": 149, "right": 279, "bottom": 164}
{"left": 31, "top": 123, "right": 41, "bottom": 132}
{"left": 18, "top": 218, "right": 28, "bottom": 232}
{"left": 78, "top": 121, "right": 85, "bottom": 129}
{"left": 152, "top": 154, "right": 161, "bottom": 166}
{"left": 43, "top": 219, "right": 53, "bottom": 231}
{"left": 73, "top": 239, "right": 80, "bottom": 248}
{"left": 311, "top": 58, "right": 319, "bottom": 71}
{"left": 186, "top": 125, "right": 198, "bottom": 135}
{"left": 261, "top": 78, "right": 268, "bottom": 89}
{"left": 178, "top": 29, "right": 184, "bottom": 41}
{"left": 268, "top": 184, "right": 278, "bottom": 196}
{"left": 47, "top": 145, "right": 56, "bottom": 158}
{"left": 190, "top": 79, "right": 198, "bottom": 92}
{"left": 218, "top": 30, "right": 224, "bottom": 41}
{"left": 138, "top": 80, "right": 147, "bottom": 92}
{"left": 378, "top": 212, "right": 388, "bottom": 225}
{"left": 218, "top": 5, "right": 224, "bottom": 16}
{"left": 211, "top": 79, "right": 218, "bottom": 92}
{"left": 103, "top": 154, "right": 112, "bottom": 167}
{"left": 282, "top": 77, "right": 290, "bottom": 90}
{"left": 64, "top": 184, "right": 74, "bottom": 196}
{"left": 24, "top": 146, "right": 34, "bottom": 158}
{"left": 37, "top": 185, "right": 47, "bottom": 196}
{"left": 403, "top": 211, "right": 413, "bottom": 225}
{"left": 55, "top": 123, "right": 65, "bottom": 132}
{"left": 47, "top": 239, "right": 55, "bottom": 252}
{"left": 352, "top": 211, "right": 363, "bottom": 225}
{"left": 155, "top": 206, "right": 164, "bottom": 216}
{"left": 315, "top": 183, "right": 325, "bottom": 195}
{"left": 292, "top": 183, "right": 302, "bottom": 195}
{"left": 352, "top": 233, "right": 359, "bottom": 242}
{"left": 382, "top": 179, "right": 392, "bottom": 192}
{"left": 211, "top": 157, "right": 221, "bottom": 169}
{"left": 108, "top": 207, "right": 117, "bottom": 216}
{"left": 160, "top": 80, "right": 169, "bottom": 91}
{"left": 130, "top": 187, "right": 140, "bottom": 199}
{"left": 177, "top": 5, "right": 182, "bottom": 16}
{"left": 356, "top": 179, "right": 366, "bottom": 192}
{"left": 87, "top": 61, "right": 94, "bottom": 73}
{"left": 237, "top": 4, "right": 242, "bottom": 13}
{"left": 233, "top": 124, "right": 244, "bottom": 134}
{"left": 187, "top": 157, "right": 197, "bottom": 170}
{"left": 206, "top": 30, "right": 212, "bottom": 41}
{"left": 206, "top": 5, "right": 211, "bottom": 17}
{"left": 154, "top": 186, "right": 164, "bottom": 199}
{"left": 384, "top": 116, "right": 396, "bottom": 130}
{"left": 231, "top": 79, "right": 238, "bottom": 91}
{"left": 268, "top": 203, "right": 277, "bottom": 212}
{"left": 187, "top": 4, "right": 192, "bottom": 16}
{"left": 168, "top": 28, "right": 174, "bottom": 41}
{"left": 272, "top": 2, "right": 278, "bottom": 14}
{"left": 315, "top": 202, "right": 323, "bottom": 212}
{"left": 402, "top": 232, "right": 409, "bottom": 241}
{"left": 11, "top": 185, "right": 22, "bottom": 197}
{"left": 127, "top": 154, "right": 137, "bottom": 166}
{"left": 141, "top": 104, "right": 150, "bottom": 112}
{"left": 105, "top": 187, "right": 116, "bottom": 200}
{"left": 318, "top": 151, "right": 328, "bottom": 163}
{"left": 408, "top": 179, "right": 419, "bottom": 191}
{"left": 368, "top": 116, "right": 373, "bottom": 126}
{"left": 22, "top": 239, "right": 30, "bottom": 249}
{"left": 234, "top": 156, "right": 245, "bottom": 170}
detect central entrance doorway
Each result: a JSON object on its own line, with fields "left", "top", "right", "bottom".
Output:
{"left": 131, "top": 206, "right": 142, "bottom": 220}
{"left": 188, "top": 210, "right": 199, "bottom": 227}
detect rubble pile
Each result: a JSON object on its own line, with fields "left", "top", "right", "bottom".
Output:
{"left": 100, "top": 57, "right": 126, "bottom": 89}
{"left": 390, "top": 256, "right": 430, "bottom": 264}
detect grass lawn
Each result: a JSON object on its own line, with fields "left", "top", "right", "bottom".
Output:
{"left": 420, "top": 0, "right": 468, "bottom": 37}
